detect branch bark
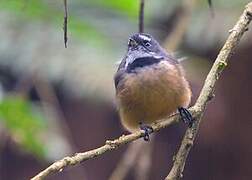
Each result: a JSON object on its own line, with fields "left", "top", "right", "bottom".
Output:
{"left": 165, "top": 2, "right": 252, "bottom": 180}
{"left": 31, "top": 2, "right": 252, "bottom": 180}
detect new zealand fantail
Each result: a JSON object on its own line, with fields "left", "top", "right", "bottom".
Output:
{"left": 114, "top": 33, "right": 193, "bottom": 141}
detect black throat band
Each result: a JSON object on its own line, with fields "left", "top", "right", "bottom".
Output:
{"left": 126, "top": 56, "right": 163, "bottom": 73}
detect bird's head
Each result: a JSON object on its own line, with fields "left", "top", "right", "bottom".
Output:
{"left": 127, "top": 33, "right": 164, "bottom": 55}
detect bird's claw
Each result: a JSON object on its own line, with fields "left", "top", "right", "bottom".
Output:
{"left": 178, "top": 107, "right": 194, "bottom": 128}
{"left": 139, "top": 122, "right": 153, "bottom": 141}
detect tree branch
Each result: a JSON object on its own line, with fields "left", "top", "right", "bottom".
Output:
{"left": 31, "top": 114, "right": 181, "bottom": 180}
{"left": 165, "top": 2, "right": 252, "bottom": 180}
{"left": 31, "top": 2, "right": 252, "bottom": 180}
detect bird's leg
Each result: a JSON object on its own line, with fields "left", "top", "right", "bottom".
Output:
{"left": 178, "top": 107, "right": 194, "bottom": 128}
{"left": 139, "top": 122, "right": 153, "bottom": 141}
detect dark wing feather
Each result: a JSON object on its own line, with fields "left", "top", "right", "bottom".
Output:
{"left": 114, "top": 56, "right": 127, "bottom": 88}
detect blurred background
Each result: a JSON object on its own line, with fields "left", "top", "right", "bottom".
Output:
{"left": 0, "top": 0, "right": 252, "bottom": 180}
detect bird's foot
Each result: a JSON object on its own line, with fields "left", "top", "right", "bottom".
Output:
{"left": 139, "top": 122, "right": 153, "bottom": 141}
{"left": 178, "top": 107, "right": 194, "bottom": 128}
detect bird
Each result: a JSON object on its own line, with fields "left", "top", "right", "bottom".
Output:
{"left": 114, "top": 33, "right": 193, "bottom": 141}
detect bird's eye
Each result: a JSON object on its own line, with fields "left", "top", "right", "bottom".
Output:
{"left": 143, "top": 40, "right": 151, "bottom": 47}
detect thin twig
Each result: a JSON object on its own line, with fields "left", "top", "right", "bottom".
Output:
{"left": 108, "top": 135, "right": 155, "bottom": 180}
{"left": 208, "top": 0, "right": 215, "bottom": 17}
{"left": 163, "top": 0, "right": 196, "bottom": 52}
{"left": 63, "top": 0, "right": 68, "bottom": 48}
{"left": 31, "top": 2, "right": 252, "bottom": 180}
{"left": 134, "top": 139, "right": 154, "bottom": 180}
{"left": 165, "top": 2, "right": 252, "bottom": 180}
{"left": 208, "top": 0, "right": 212, "bottom": 7}
{"left": 139, "top": 0, "right": 145, "bottom": 33}
{"left": 108, "top": 140, "right": 145, "bottom": 180}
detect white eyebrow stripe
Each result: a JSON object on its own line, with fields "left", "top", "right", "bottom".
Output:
{"left": 139, "top": 34, "right": 151, "bottom": 42}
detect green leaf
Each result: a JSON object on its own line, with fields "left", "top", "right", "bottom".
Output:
{"left": 0, "top": 96, "right": 46, "bottom": 158}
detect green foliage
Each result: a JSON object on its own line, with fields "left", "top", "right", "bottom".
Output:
{"left": 0, "top": 0, "right": 104, "bottom": 42}
{"left": 0, "top": 0, "right": 50, "bottom": 18}
{"left": 82, "top": 0, "right": 139, "bottom": 17}
{"left": 0, "top": 0, "right": 139, "bottom": 43}
{"left": 0, "top": 96, "right": 46, "bottom": 158}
